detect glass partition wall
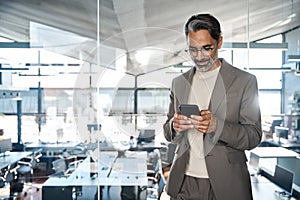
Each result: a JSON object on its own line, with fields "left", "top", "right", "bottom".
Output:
{"left": 0, "top": 0, "right": 300, "bottom": 198}
{"left": 0, "top": 1, "right": 299, "bottom": 147}
{"left": 0, "top": 0, "right": 299, "bottom": 147}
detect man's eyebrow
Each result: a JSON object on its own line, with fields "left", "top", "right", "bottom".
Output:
{"left": 188, "top": 44, "right": 214, "bottom": 48}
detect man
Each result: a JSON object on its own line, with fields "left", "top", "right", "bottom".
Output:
{"left": 163, "top": 13, "right": 262, "bottom": 200}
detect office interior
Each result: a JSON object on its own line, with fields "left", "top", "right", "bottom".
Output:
{"left": 0, "top": 0, "right": 300, "bottom": 199}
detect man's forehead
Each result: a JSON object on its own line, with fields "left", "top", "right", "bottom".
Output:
{"left": 187, "top": 30, "right": 214, "bottom": 43}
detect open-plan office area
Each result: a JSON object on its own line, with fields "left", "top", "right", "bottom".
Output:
{"left": 1, "top": 0, "right": 300, "bottom": 199}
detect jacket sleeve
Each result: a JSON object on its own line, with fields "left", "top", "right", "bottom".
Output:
{"left": 215, "top": 75, "right": 262, "bottom": 151}
{"left": 163, "top": 80, "right": 184, "bottom": 143}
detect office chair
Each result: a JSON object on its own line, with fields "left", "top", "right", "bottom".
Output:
{"left": 139, "top": 149, "right": 165, "bottom": 199}
{"left": 160, "top": 143, "right": 176, "bottom": 169}
{"left": 0, "top": 164, "right": 14, "bottom": 189}
{"left": 71, "top": 145, "right": 87, "bottom": 156}
{"left": 51, "top": 158, "right": 70, "bottom": 177}
{"left": 147, "top": 149, "right": 161, "bottom": 178}
{"left": 16, "top": 149, "right": 43, "bottom": 197}
{"left": 0, "top": 176, "right": 5, "bottom": 188}
{"left": 0, "top": 163, "right": 25, "bottom": 199}
{"left": 51, "top": 156, "right": 82, "bottom": 177}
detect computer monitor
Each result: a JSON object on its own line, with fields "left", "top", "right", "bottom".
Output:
{"left": 52, "top": 158, "right": 67, "bottom": 174}
{"left": 137, "top": 129, "right": 155, "bottom": 143}
{"left": 57, "top": 128, "right": 64, "bottom": 141}
{"left": 274, "top": 165, "right": 294, "bottom": 195}
{"left": 275, "top": 126, "right": 288, "bottom": 139}
{"left": 0, "top": 138, "right": 12, "bottom": 155}
{"left": 271, "top": 119, "right": 283, "bottom": 133}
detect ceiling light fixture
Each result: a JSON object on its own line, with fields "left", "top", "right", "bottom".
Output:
{"left": 0, "top": 67, "right": 29, "bottom": 72}
{"left": 288, "top": 55, "right": 300, "bottom": 62}
{"left": 0, "top": 42, "right": 30, "bottom": 48}
{"left": 249, "top": 43, "right": 288, "bottom": 50}
{"left": 222, "top": 42, "right": 288, "bottom": 50}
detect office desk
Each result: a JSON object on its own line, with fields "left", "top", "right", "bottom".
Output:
{"left": 42, "top": 151, "right": 148, "bottom": 200}
{"left": 106, "top": 151, "right": 147, "bottom": 186}
{"left": 250, "top": 146, "right": 299, "bottom": 158}
{"left": 249, "top": 147, "right": 298, "bottom": 172}
{"left": 249, "top": 147, "right": 300, "bottom": 199}
{"left": 86, "top": 141, "right": 117, "bottom": 152}
{"left": 25, "top": 141, "right": 79, "bottom": 156}
{"left": 64, "top": 151, "right": 118, "bottom": 187}
{"left": 44, "top": 151, "right": 148, "bottom": 186}
{"left": 251, "top": 175, "right": 297, "bottom": 200}
{"left": 262, "top": 138, "right": 300, "bottom": 153}
{"left": 0, "top": 151, "right": 32, "bottom": 170}
{"left": 131, "top": 140, "right": 163, "bottom": 152}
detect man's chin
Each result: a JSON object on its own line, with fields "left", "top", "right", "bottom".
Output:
{"left": 196, "top": 64, "right": 213, "bottom": 72}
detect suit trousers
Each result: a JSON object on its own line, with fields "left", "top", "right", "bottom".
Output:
{"left": 171, "top": 175, "right": 216, "bottom": 200}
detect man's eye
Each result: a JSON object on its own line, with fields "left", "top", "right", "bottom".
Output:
{"left": 189, "top": 48, "right": 198, "bottom": 52}
{"left": 203, "top": 47, "right": 213, "bottom": 51}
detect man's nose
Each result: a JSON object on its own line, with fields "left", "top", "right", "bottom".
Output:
{"left": 195, "top": 49, "right": 205, "bottom": 59}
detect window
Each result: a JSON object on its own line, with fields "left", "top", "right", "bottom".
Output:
{"left": 137, "top": 88, "right": 170, "bottom": 114}
{"left": 0, "top": 89, "right": 44, "bottom": 114}
{"left": 220, "top": 34, "right": 284, "bottom": 116}
{"left": 259, "top": 91, "right": 281, "bottom": 116}
{"left": 99, "top": 88, "right": 134, "bottom": 115}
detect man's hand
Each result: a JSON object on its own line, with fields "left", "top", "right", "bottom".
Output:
{"left": 190, "top": 109, "right": 217, "bottom": 134}
{"left": 172, "top": 112, "right": 194, "bottom": 132}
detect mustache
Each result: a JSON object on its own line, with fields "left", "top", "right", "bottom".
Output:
{"left": 194, "top": 59, "right": 212, "bottom": 63}
{"left": 194, "top": 58, "right": 210, "bottom": 63}
{"left": 194, "top": 57, "right": 218, "bottom": 64}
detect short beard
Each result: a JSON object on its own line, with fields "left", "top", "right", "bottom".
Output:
{"left": 196, "top": 62, "right": 214, "bottom": 72}
{"left": 195, "top": 56, "right": 218, "bottom": 72}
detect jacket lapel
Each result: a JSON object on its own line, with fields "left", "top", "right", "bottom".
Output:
{"left": 176, "top": 67, "right": 196, "bottom": 106}
{"left": 209, "top": 59, "right": 236, "bottom": 114}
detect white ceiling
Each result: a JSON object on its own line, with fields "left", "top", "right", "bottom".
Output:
{"left": 0, "top": 0, "right": 299, "bottom": 76}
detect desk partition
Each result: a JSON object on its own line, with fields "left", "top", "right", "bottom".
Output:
{"left": 277, "top": 155, "right": 300, "bottom": 198}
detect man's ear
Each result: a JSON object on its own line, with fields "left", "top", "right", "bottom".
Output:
{"left": 217, "top": 36, "right": 223, "bottom": 49}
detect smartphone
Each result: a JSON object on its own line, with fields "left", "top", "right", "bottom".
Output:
{"left": 179, "top": 104, "right": 200, "bottom": 118}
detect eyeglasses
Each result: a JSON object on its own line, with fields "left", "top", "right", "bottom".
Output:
{"left": 185, "top": 46, "right": 214, "bottom": 57}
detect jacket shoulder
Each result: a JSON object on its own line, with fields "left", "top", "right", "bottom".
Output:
{"left": 221, "top": 60, "right": 256, "bottom": 79}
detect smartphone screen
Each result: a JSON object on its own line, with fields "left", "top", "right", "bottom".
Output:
{"left": 179, "top": 104, "right": 200, "bottom": 117}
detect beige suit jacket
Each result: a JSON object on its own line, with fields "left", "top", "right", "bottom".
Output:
{"left": 163, "top": 59, "right": 262, "bottom": 200}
